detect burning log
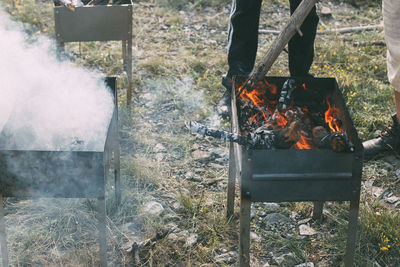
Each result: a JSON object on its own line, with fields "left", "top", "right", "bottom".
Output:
{"left": 189, "top": 121, "right": 301, "bottom": 149}
{"left": 189, "top": 117, "right": 354, "bottom": 152}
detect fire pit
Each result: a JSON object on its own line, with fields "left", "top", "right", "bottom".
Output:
{"left": 227, "top": 76, "right": 363, "bottom": 266}
{"left": 0, "top": 77, "right": 120, "bottom": 267}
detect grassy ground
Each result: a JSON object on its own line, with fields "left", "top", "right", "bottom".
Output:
{"left": 1, "top": 0, "right": 399, "bottom": 266}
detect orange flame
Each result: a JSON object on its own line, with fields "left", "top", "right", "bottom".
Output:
{"left": 239, "top": 80, "right": 273, "bottom": 123}
{"left": 274, "top": 112, "right": 288, "bottom": 129}
{"left": 325, "top": 99, "right": 341, "bottom": 132}
{"left": 294, "top": 134, "right": 312, "bottom": 149}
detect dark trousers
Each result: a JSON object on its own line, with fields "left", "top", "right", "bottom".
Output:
{"left": 227, "top": 0, "right": 319, "bottom": 77}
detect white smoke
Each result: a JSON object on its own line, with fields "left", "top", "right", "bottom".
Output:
{"left": 0, "top": 9, "right": 114, "bottom": 151}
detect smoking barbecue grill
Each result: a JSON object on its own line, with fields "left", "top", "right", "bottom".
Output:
{"left": 227, "top": 76, "right": 363, "bottom": 266}
{"left": 53, "top": 1, "right": 133, "bottom": 104}
{"left": 0, "top": 77, "right": 120, "bottom": 267}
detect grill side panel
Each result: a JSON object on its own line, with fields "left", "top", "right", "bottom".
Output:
{"left": 54, "top": 3, "right": 133, "bottom": 42}
{"left": 244, "top": 149, "right": 360, "bottom": 202}
{"left": 0, "top": 151, "right": 105, "bottom": 198}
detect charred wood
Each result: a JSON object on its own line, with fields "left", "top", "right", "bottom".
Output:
{"left": 312, "top": 126, "right": 355, "bottom": 152}
{"left": 278, "top": 79, "right": 296, "bottom": 111}
{"left": 189, "top": 121, "right": 301, "bottom": 149}
{"left": 125, "top": 228, "right": 170, "bottom": 265}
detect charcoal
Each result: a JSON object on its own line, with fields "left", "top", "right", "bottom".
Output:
{"left": 233, "top": 77, "right": 355, "bottom": 152}
{"left": 189, "top": 121, "right": 275, "bottom": 149}
{"left": 278, "top": 78, "right": 296, "bottom": 111}
{"left": 189, "top": 121, "right": 306, "bottom": 150}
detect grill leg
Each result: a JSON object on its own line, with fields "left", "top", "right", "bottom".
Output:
{"left": 56, "top": 41, "right": 65, "bottom": 60}
{"left": 312, "top": 201, "right": 324, "bottom": 221}
{"left": 226, "top": 143, "right": 236, "bottom": 219}
{"left": 126, "top": 38, "right": 133, "bottom": 106}
{"left": 344, "top": 200, "right": 359, "bottom": 267}
{"left": 122, "top": 40, "right": 127, "bottom": 72}
{"left": 114, "top": 113, "right": 121, "bottom": 206}
{"left": 0, "top": 194, "right": 8, "bottom": 267}
{"left": 239, "top": 195, "right": 251, "bottom": 267}
{"left": 97, "top": 197, "right": 107, "bottom": 267}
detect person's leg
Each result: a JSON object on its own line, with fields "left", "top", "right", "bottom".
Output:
{"left": 288, "top": 0, "right": 319, "bottom": 77}
{"left": 396, "top": 91, "right": 400, "bottom": 123}
{"left": 226, "top": 0, "right": 262, "bottom": 79}
{"left": 363, "top": 0, "right": 400, "bottom": 158}
{"left": 219, "top": 0, "right": 262, "bottom": 116}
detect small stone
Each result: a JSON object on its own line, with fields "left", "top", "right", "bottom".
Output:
{"left": 273, "top": 252, "right": 296, "bottom": 265}
{"left": 210, "top": 163, "right": 224, "bottom": 169}
{"left": 171, "top": 201, "right": 181, "bottom": 211}
{"left": 371, "top": 186, "right": 385, "bottom": 198}
{"left": 143, "top": 201, "right": 164, "bottom": 216}
{"left": 299, "top": 224, "right": 318, "bottom": 236}
{"left": 184, "top": 233, "right": 198, "bottom": 247}
{"left": 364, "top": 180, "right": 374, "bottom": 189}
{"left": 191, "top": 150, "right": 212, "bottom": 161}
{"left": 298, "top": 218, "right": 312, "bottom": 225}
{"left": 320, "top": 6, "right": 332, "bottom": 15}
{"left": 155, "top": 153, "right": 164, "bottom": 162}
{"left": 154, "top": 143, "right": 166, "bottom": 153}
{"left": 167, "top": 233, "right": 179, "bottom": 242}
{"left": 214, "top": 251, "right": 238, "bottom": 264}
{"left": 192, "top": 143, "right": 201, "bottom": 150}
{"left": 395, "top": 168, "right": 400, "bottom": 179}
{"left": 185, "top": 172, "right": 194, "bottom": 179}
{"left": 164, "top": 222, "right": 178, "bottom": 231}
{"left": 141, "top": 92, "right": 153, "bottom": 102}
{"left": 295, "top": 263, "right": 314, "bottom": 267}
{"left": 264, "top": 213, "right": 290, "bottom": 224}
{"left": 250, "top": 231, "right": 262, "bottom": 242}
{"left": 385, "top": 196, "right": 400, "bottom": 204}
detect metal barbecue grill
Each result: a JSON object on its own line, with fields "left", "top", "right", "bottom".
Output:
{"left": 227, "top": 77, "right": 363, "bottom": 267}
{"left": 0, "top": 77, "right": 120, "bottom": 267}
{"left": 53, "top": 1, "right": 133, "bottom": 104}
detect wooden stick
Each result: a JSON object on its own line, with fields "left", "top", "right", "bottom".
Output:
{"left": 238, "top": 0, "right": 319, "bottom": 97}
{"left": 259, "top": 24, "right": 383, "bottom": 35}
{"left": 0, "top": 193, "right": 9, "bottom": 267}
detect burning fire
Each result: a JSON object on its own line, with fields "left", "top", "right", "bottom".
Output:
{"left": 238, "top": 79, "right": 342, "bottom": 150}
{"left": 294, "top": 134, "right": 312, "bottom": 149}
{"left": 325, "top": 99, "right": 342, "bottom": 132}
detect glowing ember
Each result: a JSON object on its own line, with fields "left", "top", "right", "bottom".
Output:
{"left": 237, "top": 79, "right": 349, "bottom": 151}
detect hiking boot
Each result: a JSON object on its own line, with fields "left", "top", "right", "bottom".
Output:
{"left": 216, "top": 86, "right": 231, "bottom": 118}
{"left": 363, "top": 114, "right": 400, "bottom": 159}
{"left": 218, "top": 75, "right": 248, "bottom": 118}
